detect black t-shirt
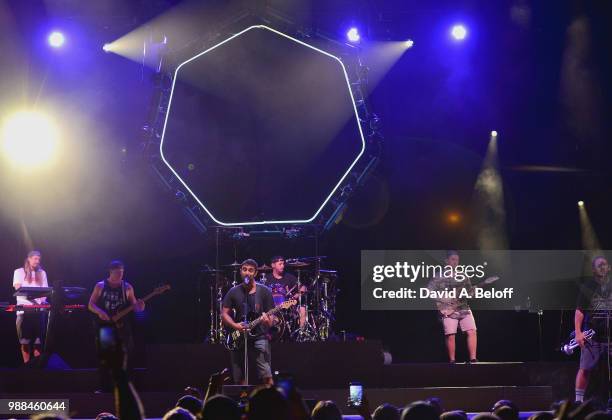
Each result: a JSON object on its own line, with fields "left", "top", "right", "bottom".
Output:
{"left": 576, "top": 277, "right": 612, "bottom": 341}
{"left": 223, "top": 283, "right": 274, "bottom": 336}
{"left": 269, "top": 272, "right": 298, "bottom": 292}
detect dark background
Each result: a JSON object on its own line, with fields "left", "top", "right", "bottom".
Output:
{"left": 0, "top": 0, "right": 611, "bottom": 367}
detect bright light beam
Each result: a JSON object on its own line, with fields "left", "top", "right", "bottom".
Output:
{"left": 451, "top": 24, "right": 467, "bottom": 41}
{"left": 1, "top": 111, "right": 60, "bottom": 167}
{"left": 473, "top": 133, "right": 508, "bottom": 250}
{"left": 347, "top": 27, "right": 360, "bottom": 43}
{"left": 48, "top": 31, "right": 65, "bottom": 48}
{"left": 578, "top": 200, "right": 601, "bottom": 253}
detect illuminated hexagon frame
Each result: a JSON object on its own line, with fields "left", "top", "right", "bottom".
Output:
{"left": 159, "top": 25, "right": 366, "bottom": 226}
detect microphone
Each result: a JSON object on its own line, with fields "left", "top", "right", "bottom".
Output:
{"left": 243, "top": 275, "right": 251, "bottom": 284}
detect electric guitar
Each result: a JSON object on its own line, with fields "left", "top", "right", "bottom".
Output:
{"left": 100, "top": 284, "right": 171, "bottom": 328}
{"left": 433, "top": 276, "right": 499, "bottom": 316}
{"left": 225, "top": 299, "right": 297, "bottom": 351}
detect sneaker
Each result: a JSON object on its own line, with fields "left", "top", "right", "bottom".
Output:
{"left": 468, "top": 359, "right": 479, "bottom": 364}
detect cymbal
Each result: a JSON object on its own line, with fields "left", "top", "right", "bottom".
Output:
{"left": 297, "top": 256, "right": 327, "bottom": 261}
{"left": 223, "top": 262, "right": 242, "bottom": 268}
{"left": 201, "top": 268, "right": 223, "bottom": 273}
{"left": 286, "top": 261, "right": 310, "bottom": 268}
{"left": 257, "top": 264, "right": 272, "bottom": 272}
{"left": 318, "top": 269, "right": 337, "bottom": 274}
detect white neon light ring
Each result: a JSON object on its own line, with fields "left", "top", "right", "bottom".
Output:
{"left": 159, "top": 25, "right": 366, "bottom": 226}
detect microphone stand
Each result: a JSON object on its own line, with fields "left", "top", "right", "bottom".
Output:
{"left": 243, "top": 277, "right": 250, "bottom": 386}
{"left": 605, "top": 290, "right": 610, "bottom": 404}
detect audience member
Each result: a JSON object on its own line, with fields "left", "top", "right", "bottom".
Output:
{"left": 372, "top": 403, "right": 400, "bottom": 420}
{"left": 312, "top": 400, "right": 343, "bottom": 420}
{"left": 162, "top": 407, "right": 195, "bottom": 420}
{"left": 247, "top": 386, "right": 290, "bottom": 420}
{"left": 176, "top": 394, "right": 202, "bottom": 416}
{"left": 200, "top": 394, "right": 241, "bottom": 420}
{"left": 401, "top": 400, "right": 439, "bottom": 420}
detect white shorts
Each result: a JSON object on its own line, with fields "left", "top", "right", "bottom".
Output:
{"left": 442, "top": 311, "right": 477, "bottom": 335}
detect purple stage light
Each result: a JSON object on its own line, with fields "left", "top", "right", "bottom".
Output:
{"left": 48, "top": 31, "right": 65, "bottom": 48}
{"left": 346, "top": 27, "right": 360, "bottom": 43}
{"left": 451, "top": 24, "right": 467, "bottom": 41}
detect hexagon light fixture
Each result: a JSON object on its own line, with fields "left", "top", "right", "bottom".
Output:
{"left": 159, "top": 25, "right": 367, "bottom": 226}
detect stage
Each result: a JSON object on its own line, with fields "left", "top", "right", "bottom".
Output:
{"left": 0, "top": 341, "right": 578, "bottom": 418}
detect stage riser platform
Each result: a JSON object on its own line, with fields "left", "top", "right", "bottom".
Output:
{"left": 145, "top": 341, "right": 384, "bottom": 390}
{"left": 0, "top": 342, "right": 577, "bottom": 400}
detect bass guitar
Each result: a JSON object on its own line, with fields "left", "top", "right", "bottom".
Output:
{"left": 101, "top": 284, "right": 171, "bottom": 328}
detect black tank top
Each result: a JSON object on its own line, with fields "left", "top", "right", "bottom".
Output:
{"left": 96, "top": 279, "right": 129, "bottom": 317}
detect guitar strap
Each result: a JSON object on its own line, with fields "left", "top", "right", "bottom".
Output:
{"left": 242, "top": 289, "right": 249, "bottom": 323}
{"left": 122, "top": 280, "right": 127, "bottom": 306}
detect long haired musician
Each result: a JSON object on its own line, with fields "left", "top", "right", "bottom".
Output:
{"left": 12, "top": 250, "right": 49, "bottom": 364}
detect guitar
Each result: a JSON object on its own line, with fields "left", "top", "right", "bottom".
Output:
{"left": 225, "top": 299, "right": 297, "bottom": 351}
{"left": 102, "top": 284, "right": 171, "bottom": 327}
{"left": 433, "top": 276, "right": 499, "bottom": 316}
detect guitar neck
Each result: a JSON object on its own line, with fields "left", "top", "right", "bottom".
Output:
{"left": 112, "top": 290, "right": 157, "bottom": 322}
{"left": 248, "top": 305, "right": 283, "bottom": 329}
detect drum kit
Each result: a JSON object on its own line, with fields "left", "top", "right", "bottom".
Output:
{"left": 203, "top": 257, "right": 338, "bottom": 344}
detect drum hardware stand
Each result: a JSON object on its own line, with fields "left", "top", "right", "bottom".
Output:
{"left": 290, "top": 313, "right": 317, "bottom": 342}
{"left": 206, "top": 281, "right": 217, "bottom": 343}
{"left": 290, "top": 269, "right": 317, "bottom": 342}
{"left": 231, "top": 266, "right": 238, "bottom": 287}
{"left": 242, "top": 298, "right": 250, "bottom": 385}
{"left": 318, "top": 280, "right": 331, "bottom": 341}
{"left": 217, "top": 284, "right": 226, "bottom": 343}
{"left": 205, "top": 277, "right": 227, "bottom": 344}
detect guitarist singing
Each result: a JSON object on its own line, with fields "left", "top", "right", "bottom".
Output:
{"left": 88, "top": 260, "right": 145, "bottom": 388}
{"left": 221, "top": 259, "right": 274, "bottom": 385}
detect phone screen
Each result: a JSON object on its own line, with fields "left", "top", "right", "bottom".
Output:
{"left": 349, "top": 382, "right": 363, "bottom": 407}
{"left": 274, "top": 371, "right": 294, "bottom": 397}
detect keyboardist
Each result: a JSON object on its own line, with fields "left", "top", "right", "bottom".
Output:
{"left": 12, "top": 250, "right": 48, "bottom": 364}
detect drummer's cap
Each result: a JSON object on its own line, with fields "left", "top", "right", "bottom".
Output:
{"left": 27, "top": 250, "right": 41, "bottom": 258}
{"left": 241, "top": 259, "right": 258, "bottom": 269}
{"left": 109, "top": 260, "right": 125, "bottom": 270}
{"left": 270, "top": 256, "right": 284, "bottom": 264}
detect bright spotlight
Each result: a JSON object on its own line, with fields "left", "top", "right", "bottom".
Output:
{"left": 102, "top": 43, "right": 111, "bottom": 52}
{"left": 1, "top": 111, "right": 59, "bottom": 167}
{"left": 491, "top": 130, "right": 498, "bottom": 137}
{"left": 405, "top": 39, "right": 415, "bottom": 49}
{"left": 48, "top": 31, "right": 65, "bottom": 48}
{"left": 346, "top": 27, "right": 360, "bottom": 43}
{"left": 451, "top": 24, "right": 467, "bottom": 41}
{"left": 578, "top": 200, "right": 584, "bottom": 207}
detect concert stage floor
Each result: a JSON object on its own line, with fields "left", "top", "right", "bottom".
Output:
{"left": 0, "top": 341, "right": 577, "bottom": 418}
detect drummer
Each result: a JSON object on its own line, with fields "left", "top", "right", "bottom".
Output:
{"left": 270, "top": 256, "right": 307, "bottom": 329}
